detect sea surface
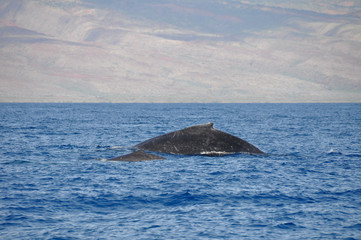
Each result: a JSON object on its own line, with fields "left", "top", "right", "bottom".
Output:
{"left": 1, "top": 103, "right": 361, "bottom": 239}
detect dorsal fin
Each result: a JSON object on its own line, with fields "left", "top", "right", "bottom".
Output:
{"left": 195, "top": 122, "right": 214, "bottom": 128}
{"left": 176, "top": 123, "right": 214, "bottom": 134}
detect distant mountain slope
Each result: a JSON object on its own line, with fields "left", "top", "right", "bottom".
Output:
{"left": 0, "top": 0, "right": 360, "bottom": 102}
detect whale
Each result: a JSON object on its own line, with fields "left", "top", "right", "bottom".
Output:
{"left": 108, "top": 123, "right": 264, "bottom": 161}
{"left": 108, "top": 150, "right": 165, "bottom": 162}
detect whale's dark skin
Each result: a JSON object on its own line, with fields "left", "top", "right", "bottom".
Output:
{"left": 109, "top": 123, "right": 264, "bottom": 161}
{"left": 135, "top": 123, "right": 264, "bottom": 155}
{"left": 108, "top": 150, "right": 165, "bottom": 162}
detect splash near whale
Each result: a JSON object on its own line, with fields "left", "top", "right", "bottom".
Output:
{"left": 109, "top": 123, "right": 264, "bottom": 162}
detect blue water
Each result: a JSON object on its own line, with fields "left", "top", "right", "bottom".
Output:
{"left": 1, "top": 103, "right": 361, "bottom": 239}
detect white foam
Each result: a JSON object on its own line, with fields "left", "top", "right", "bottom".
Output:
{"left": 109, "top": 146, "right": 124, "bottom": 150}
{"left": 328, "top": 148, "right": 335, "bottom": 153}
{"left": 327, "top": 148, "right": 342, "bottom": 155}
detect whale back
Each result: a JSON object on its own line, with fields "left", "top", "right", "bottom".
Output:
{"left": 134, "top": 123, "right": 264, "bottom": 155}
{"left": 108, "top": 150, "right": 165, "bottom": 162}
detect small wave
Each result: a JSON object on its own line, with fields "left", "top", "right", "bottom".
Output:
{"left": 95, "top": 145, "right": 126, "bottom": 152}
{"left": 58, "top": 144, "right": 77, "bottom": 150}
{"left": 345, "top": 153, "right": 361, "bottom": 158}
{"left": 344, "top": 223, "right": 361, "bottom": 229}
{"left": 275, "top": 222, "right": 302, "bottom": 229}
{"left": 159, "top": 191, "right": 216, "bottom": 207}
{"left": 209, "top": 171, "right": 225, "bottom": 176}
{"left": 317, "top": 188, "right": 361, "bottom": 197}
{"left": 3, "top": 160, "right": 31, "bottom": 165}
{"left": 326, "top": 149, "right": 361, "bottom": 158}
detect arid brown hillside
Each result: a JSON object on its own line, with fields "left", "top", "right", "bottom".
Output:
{"left": 1, "top": 0, "right": 360, "bottom": 102}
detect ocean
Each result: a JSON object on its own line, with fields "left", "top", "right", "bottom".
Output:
{"left": 1, "top": 103, "right": 360, "bottom": 239}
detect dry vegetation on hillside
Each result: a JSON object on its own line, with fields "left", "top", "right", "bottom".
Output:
{"left": 0, "top": 0, "right": 360, "bottom": 102}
